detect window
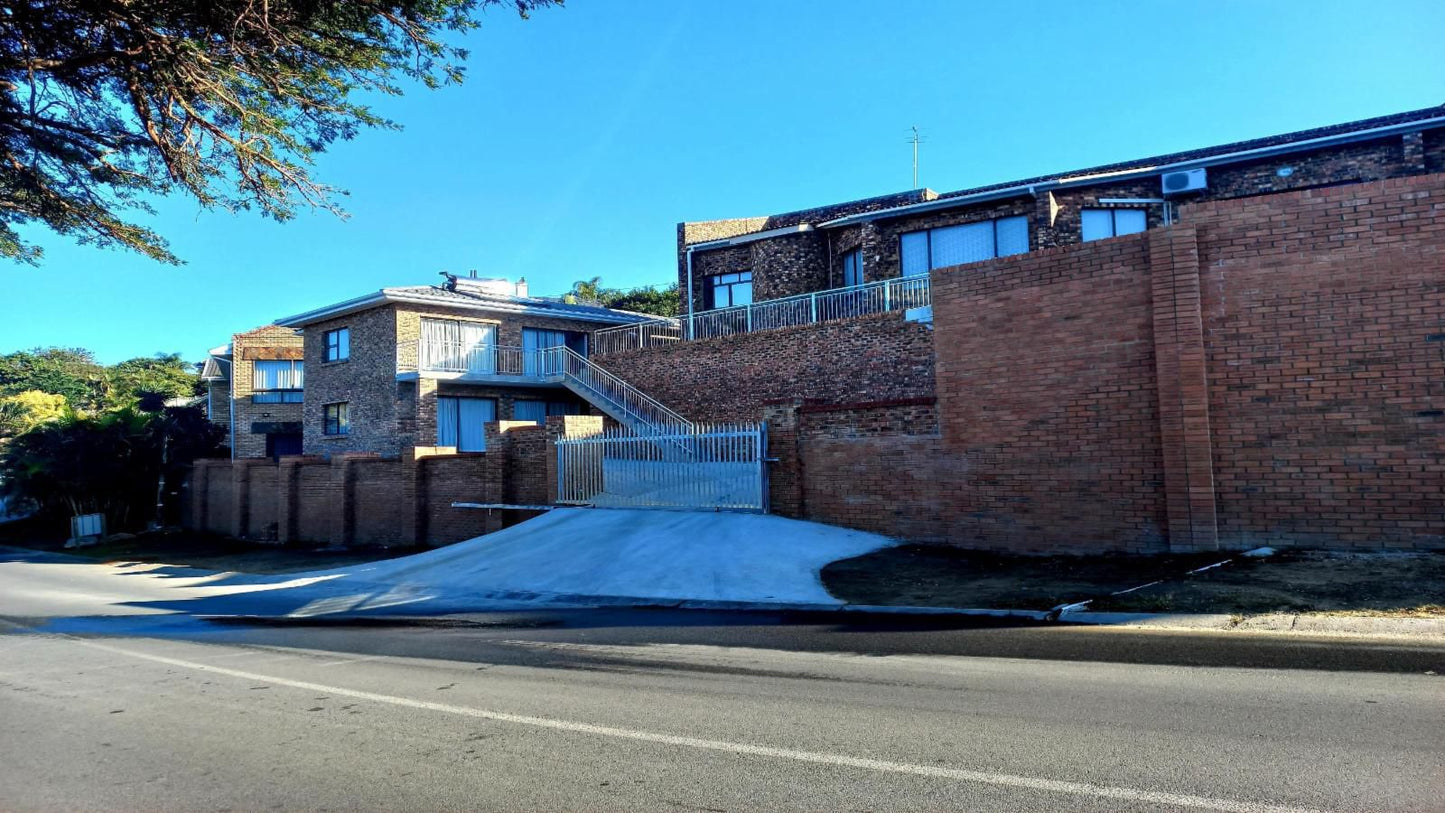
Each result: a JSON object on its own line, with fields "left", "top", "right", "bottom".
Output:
{"left": 899, "top": 216, "right": 1030, "bottom": 276}
{"left": 323, "top": 402, "right": 349, "bottom": 436}
{"left": 1081, "top": 208, "right": 1148, "bottom": 242}
{"left": 705, "top": 271, "right": 753, "bottom": 309}
{"left": 514, "top": 400, "right": 582, "bottom": 425}
{"left": 253, "top": 360, "right": 303, "bottom": 403}
{"left": 436, "top": 396, "right": 496, "bottom": 451}
{"left": 324, "top": 328, "right": 350, "bottom": 362}
{"left": 841, "top": 249, "right": 864, "bottom": 287}
{"left": 522, "top": 328, "right": 588, "bottom": 377}
{"left": 420, "top": 318, "right": 496, "bottom": 373}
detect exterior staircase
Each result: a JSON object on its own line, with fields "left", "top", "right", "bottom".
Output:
{"left": 540, "top": 347, "right": 694, "bottom": 438}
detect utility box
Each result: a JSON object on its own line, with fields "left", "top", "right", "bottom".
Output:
{"left": 66, "top": 513, "right": 105, "bottom": 548}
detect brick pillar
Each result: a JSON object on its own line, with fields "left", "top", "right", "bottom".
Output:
{"left": 276, "top": 456, "right": 319, "bottom": 545}
{"left": 762, "top": 400, "right": 806, "bottom": 518}
{"left": 415, "top": 378, "right": 439, "bottom": 450}
{"left": 1402, "top": 132, "right": 1426, "bottom": 173}
{"left": 189, "top": 459, "right": 212, "bottom": 531}
{"left": 326, "top": 454, "right": 367, "bottom": 548}
{"left": 229, "top": 459, "right": 253, "bottom": 538}
{"left": 1149, "top": 226, "right": 1219, "bottom": 551}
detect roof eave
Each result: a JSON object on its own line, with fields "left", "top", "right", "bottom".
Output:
{"left": 819, "top": 114, "right": 1445, "bottom": 228}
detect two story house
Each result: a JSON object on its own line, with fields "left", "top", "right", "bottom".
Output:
{"left": 272, "top": 274, "right": 653, "bottom": 457}
{"left": 674, "top": 104, "right": 1445, "bottom": 332}
{"left": 200, "top": 324, "right": 306, "bottom": 460}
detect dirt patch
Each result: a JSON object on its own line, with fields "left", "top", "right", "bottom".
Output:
{"left": 821, "top": 545, "right": 1445, "bottom": 617}
{"left": 0, "top": 524, "right": 414, "bottom": 574}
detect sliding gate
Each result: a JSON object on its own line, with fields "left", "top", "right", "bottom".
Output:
{"left": 555, "top": 423, "right": 768, "bottom": 512}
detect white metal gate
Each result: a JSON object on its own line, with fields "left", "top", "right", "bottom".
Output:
{"left": 556, "top": 423, "right": 768, "bottom": 512}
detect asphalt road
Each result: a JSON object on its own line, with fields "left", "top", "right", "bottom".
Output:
{"left": 1, "top": 555, "right": 1443, "bottom": 812}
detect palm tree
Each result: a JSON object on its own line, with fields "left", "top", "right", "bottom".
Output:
{"left": 568, "top": 276, "right": 605, "bottom": 305}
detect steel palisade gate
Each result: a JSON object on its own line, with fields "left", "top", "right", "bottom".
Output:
{"left": 555, "top": 423, "right": 769, "bottom": 512}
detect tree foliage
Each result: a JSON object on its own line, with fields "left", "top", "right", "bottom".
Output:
{"left": 0, "top": 403, "right": 223, "bottom": 530}
{"left": 105, "top": 353, "right": 201, "bottom": 407}
{"left": 0, "top": 389, "right": 69, "bottom": 439}
{"left": 0, "top": 347, "right": 107, "bottom": 410}
{"left": 0, "top": 0, "right": 558, "bottom": 264}
{"left": 0, "top": 348, "right": 201, "bottom": 412}
{"left": 565, "top": 278, "right": 679, "bottom": 317}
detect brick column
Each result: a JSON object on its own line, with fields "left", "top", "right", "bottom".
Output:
{"left": 189, "top": 459, "right": 212, "bottom": 531}
{"left": 229, "top": 459, "right": 254, "bottom": 538}
{"left": 761, "top": 400, "right": 806, "bottom": 518}
{"left": 276, "top": 456, "right": 320, "bottom": 545}
{"left": 1149, "top": 226, "right": 1219, "bottom": 551}
{"left": 1402, "top": 132, "right": 1426, "bottom": 173}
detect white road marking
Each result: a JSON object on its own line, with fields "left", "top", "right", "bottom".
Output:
{"left": 30, "top": 631, "right": 1330, "bottom": 813}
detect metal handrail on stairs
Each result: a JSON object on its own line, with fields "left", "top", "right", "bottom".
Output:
{"left": 540, "top": 347, "right": 694, "bottom": 436}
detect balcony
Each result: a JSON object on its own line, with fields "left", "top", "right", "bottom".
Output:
{"left": 592, "top": 274, "right": 932, "bottom": 356}
{"left": 396, "top": 341, "right": 568, "bottom": 386}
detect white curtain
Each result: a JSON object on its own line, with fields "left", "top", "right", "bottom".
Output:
{"left": 422, "top": 319, "right": 494, "bottom": 372}
{"left": 253, "top": 360, "right": 302, "bottom": 390}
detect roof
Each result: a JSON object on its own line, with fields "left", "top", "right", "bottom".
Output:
{"left": 690, "top": 104, "right": 1445, "bottom": 236}
{"left": 275, "top": 284, "right": 657, "bottom": 328}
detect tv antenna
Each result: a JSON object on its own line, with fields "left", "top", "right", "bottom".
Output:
{"left": 907, "top": 126, "right": 926, "bottom": 189}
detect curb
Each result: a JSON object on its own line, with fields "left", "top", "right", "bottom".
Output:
{"left": 257, "top": 589, "right": 1444, "bottom": 640}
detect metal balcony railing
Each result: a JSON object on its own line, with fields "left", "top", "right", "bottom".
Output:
{"left": 592, "top": 274, "right": 931, "bottom": 356}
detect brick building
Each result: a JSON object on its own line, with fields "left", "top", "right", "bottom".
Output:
{"left": 677, "top": 105, "right": 1445, "bottom": 324}
{"left": 191, "top": 105, "right": 1444, "bottom": 554}
{"left": 200, "top": 324, "right": 305, "bottom": 460}
{"left": 272, "top": 274, "right": 651, "bottom": 457}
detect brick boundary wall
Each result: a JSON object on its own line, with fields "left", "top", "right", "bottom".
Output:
{"left": 761, "top": 173, "right": 1444, "bottom": 553}
{"left": 185, "top": 419, "right": 557, "bottom": 548}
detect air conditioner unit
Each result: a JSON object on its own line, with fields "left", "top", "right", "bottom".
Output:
{"left": 1161, "top": 168, "right": 1207, "bottom": 195}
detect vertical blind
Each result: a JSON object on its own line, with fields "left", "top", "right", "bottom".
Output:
{"left": 901, "top": 216, "right": 1030, "bottom": 276}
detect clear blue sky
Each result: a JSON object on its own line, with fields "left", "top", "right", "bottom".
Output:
{"left": 3, "top": 0, "right": 1442, "bottom": 363}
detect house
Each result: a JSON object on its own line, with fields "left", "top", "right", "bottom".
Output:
{"left": 673, "top": 104, "right": 1445, "bottom": 328}
{"left": 272, "top": 274, "right": 654, "bottom": 457}
{"left": 200, "top": 325, "right": 305, "bottom": 460}
{"left": 188, "top": 105, "right": 1444, "bottom": 555}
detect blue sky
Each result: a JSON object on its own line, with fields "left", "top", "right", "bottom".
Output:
{"left": 3, "top": 0, "right": 1443, "bottom": 363}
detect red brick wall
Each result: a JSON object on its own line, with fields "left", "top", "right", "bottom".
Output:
{"left": 597, "top": 312, "right": 935, "bottom": 422}
{"left": 246, "top": 465, "right": 280, "bottom": 540}
{"left": 421, "top": 455, "right": 500, "bottom": 546}
{"left": 768, "top": 173, "right": 1444, "bottom": 553}
{"left": 931, "top": 233, "right": 1170, "bottom": 552}
{"left": 352, "top": 459, "right": 405, "bottom": 546}
{"left": 295, "top": 465, "right": 334, "bottom": 544}
{"left": 1189, "top": 179, "right": 1445, "bottom": 549}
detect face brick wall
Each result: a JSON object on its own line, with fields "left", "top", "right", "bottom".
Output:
{"left": 1187, "top": 179, "right": 1445, "bottom": 549}
{"left": 930, "top": 234, "right": 1170, "bottom": 552}
{"left": 766, "top": 173, "right": 1444, "bottom": 553}
{"left": 596, "top": 312, "right": 936, "bottom": 422}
